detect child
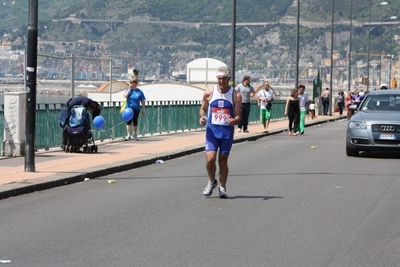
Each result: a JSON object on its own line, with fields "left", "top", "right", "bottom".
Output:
{"left": 309, "top": 100, "right": 316, "bottom": 119}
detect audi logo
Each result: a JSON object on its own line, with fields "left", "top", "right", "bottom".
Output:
{"left": 380, "top": 125, "right": 395, "bottom": 132}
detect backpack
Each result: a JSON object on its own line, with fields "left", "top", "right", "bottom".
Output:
{"left": 69, "top": 105, "right": 88, "bottom": 128}
{"left": 58, "top": 105, "right": 70, "bottom": 128}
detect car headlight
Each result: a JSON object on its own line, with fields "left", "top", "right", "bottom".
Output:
{"left": 349, "top": 121, "right": 367, "bottom": 129}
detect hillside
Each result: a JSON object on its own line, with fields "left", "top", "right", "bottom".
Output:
{"left": 1, "top": 0, "right": 399, "bottom": 81}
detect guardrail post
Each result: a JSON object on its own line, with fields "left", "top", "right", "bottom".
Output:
{"left": 2, "top": 92, "right": 26, "bottom": 157}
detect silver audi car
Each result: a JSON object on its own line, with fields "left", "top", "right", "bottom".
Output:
{"left": 346, "top": 89, "right": 400, "bottom": 156}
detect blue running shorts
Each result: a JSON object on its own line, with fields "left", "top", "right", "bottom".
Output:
{"left": 205, "top": 135, "right": 233, "bottom": 155}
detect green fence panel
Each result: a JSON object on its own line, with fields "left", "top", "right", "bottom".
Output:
{"left": 91, "top": 102, "right": 124, "bottom": 141}
{"left": 248, "top": 100, "right": 286, "bottom": 124}
{"left": 36, "top": 103, "right": 64, "bottom": 150}
{"left": 270, "top": 100, "right": 287, "bottom": 120}
{"left": 0, "top": 100, "right": 287, "bottom": 153}
{"left": 0, "top": 104, "right": 3, "bottom": 153}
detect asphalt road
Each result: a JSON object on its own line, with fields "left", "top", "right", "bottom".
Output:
{"left": 1, "top": 119, "right": 400, "bottom": 267}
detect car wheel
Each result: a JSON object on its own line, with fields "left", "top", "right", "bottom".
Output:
{"left": 346, "top": 145, "right": 359, "bottom": 157}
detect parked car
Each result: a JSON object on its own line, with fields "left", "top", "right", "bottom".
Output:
{"left": 346, "top": 90, "right": 400, "bottom": 156}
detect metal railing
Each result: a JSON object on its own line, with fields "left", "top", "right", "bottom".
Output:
{"left": 0, "top": 100, "right": 286, "bottom": 153}
{"left": 0, "top": 104, "right": 3, "bottom": 152}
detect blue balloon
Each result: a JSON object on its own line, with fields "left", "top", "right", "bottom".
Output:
{"left": 93, "top": 116, "right": 105, "bottom": 129}
{"left": 122, "top": 108, "right": 134, "bottom": 121}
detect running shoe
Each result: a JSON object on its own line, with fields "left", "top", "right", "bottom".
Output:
{"left": 133, "top": 133, "right": 138, "bottom": 140}
{"left": 203, "top": 180, "right": 217, "bottom": 196}
{"left": 219, "top": 186, "right": 228, "bottom": 198}
{"left": 124, "top": 135, "right": 131, "bottom": 141}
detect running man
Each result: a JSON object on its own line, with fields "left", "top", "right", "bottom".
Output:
{"left": 199, "top": 66, "right": 242, "bottom": 198}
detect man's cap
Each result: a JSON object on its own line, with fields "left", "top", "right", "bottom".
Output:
{"left": 216, "top": 66, "right": 231, "bottom": 78}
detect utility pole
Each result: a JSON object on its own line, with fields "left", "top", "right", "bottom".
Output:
{"left": 329, "top": 0, "right": 334, "bottom": 116}
{"left": 295, "top": 0, "right": 300, "bottom": 90}
{"left": 25, "top": 0, "right": 38, "bottom": 172}
{"left": 230, "top": 0, "right": 236, "bottom": 86}
{"left": 347, "top": 0, "right": 353, "bottom": 92}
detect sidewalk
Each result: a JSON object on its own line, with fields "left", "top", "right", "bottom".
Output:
{"left": 0, "top": 113, "right": 346, "bottom": 200}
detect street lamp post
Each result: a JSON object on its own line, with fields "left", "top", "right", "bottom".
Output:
{"left": 389, "top": 26, "right": 400, "bottom": 88}
{"left": 347, "top": 0, "right": 353, "bottom": 92}
{"left": 25, "top": 0, "right": 39, "bottom": 172}
{"left": 329, "top": 0, "right": 334, "bottom": 116}
{"left": 295, "top": 0, "right": 300, "bottom": 90}
{"left": 230, "top": 0, "right": 236, "bottom": 86}
{"left": 367, "top": 1, "right": 388, "bottom": 91}
{"left": 379, "top": 16, "right": 397, "bottom": 86}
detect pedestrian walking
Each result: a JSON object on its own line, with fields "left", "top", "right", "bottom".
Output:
{"left": 352, "top": 89, "right": 363, "bottom": 108}
{"left": 346, "top": 91, "right": 354, "bottom": 120}
{"left": 256, "top": 81, "right": 275, "bottom": 133}
{"left": 124, "top": 77, "right": 146, "bottom": 140}
{"left": 337, "top": 90, "right": 345, "bottom": 115}
{"left": 297, "top": 84, "right": 309, "bottom": 134}
{"left": 235, "top": 75, "right": 255, "bottom": 133}
{"left": 321, "top": 88, "right": 330, "bottom": 115}
{"left": 308, "top": 100, "right": 316, "bottom": 119}
{"left": 285, "top": 89, "right": 300, "bottom": 136}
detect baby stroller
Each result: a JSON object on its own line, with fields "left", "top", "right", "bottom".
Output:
{"left": 58, "top": 96, "right": 100, "bottom": 153}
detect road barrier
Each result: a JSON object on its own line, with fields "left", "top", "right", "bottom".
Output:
{"left": 0, "top": 100, "right": 286, "bottom": 155}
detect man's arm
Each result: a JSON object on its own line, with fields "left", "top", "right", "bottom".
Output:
{"left": 229, "top": 90, "right": 242, "bottom": 126}
{"left": 250, "top": 85, "right": 256, "bottom": 97}
{"left": 199, "top": 89, "right": 212, "bottom": 126}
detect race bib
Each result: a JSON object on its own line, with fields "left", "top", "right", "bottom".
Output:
{"left": 211, "top": 107, "right": 230, "bottom": 125}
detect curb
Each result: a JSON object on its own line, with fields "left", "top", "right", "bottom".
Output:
{"left": 0, "top": 116, "right": 345, "bottom": 200}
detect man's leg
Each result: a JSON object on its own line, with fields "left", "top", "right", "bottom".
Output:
{"left": 203, "top": 151, "right": 218, "bottom": 196}
{"left": 203, "top": 137, "right": 218, "bottom": 196}
{"left": 325, "top": 100, "right": 329, "bottom": 115}
{"left": 260, "top": 109, "right": 266, "bottom": 130}
{"left": 238, "top": 107, "right": 243, "bottom": 130}
{"left": 205, "top": 151, "right": 217, "bottom": 182}
{"left": 217, "top": 139, "right": 232, "bottom": 198}
{"left": 218, "top": 154, "right": 229, "bottom": 188}
{"left": 242, "top": 103, "right": 250, "bottom": 131}
{"left": 265, "top": 109, "right": 271, "bottom": 131}
{"left": 299, "top": 110, "right": 305, "bottom": 133}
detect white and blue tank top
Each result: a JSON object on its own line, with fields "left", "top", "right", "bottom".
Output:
{"left": 206, "top": 85, "right": 235, "bottom": 140}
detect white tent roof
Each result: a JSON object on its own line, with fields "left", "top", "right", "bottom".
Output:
{"left": 187, "top": 58, "right": 226, "bottom": 69}
{"left": 88, "top": 82, "right": 206, "bottom": 103}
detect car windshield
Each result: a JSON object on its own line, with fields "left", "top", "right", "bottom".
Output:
{"left": 360, "top": 94, "right": 400, "bottom": 111}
